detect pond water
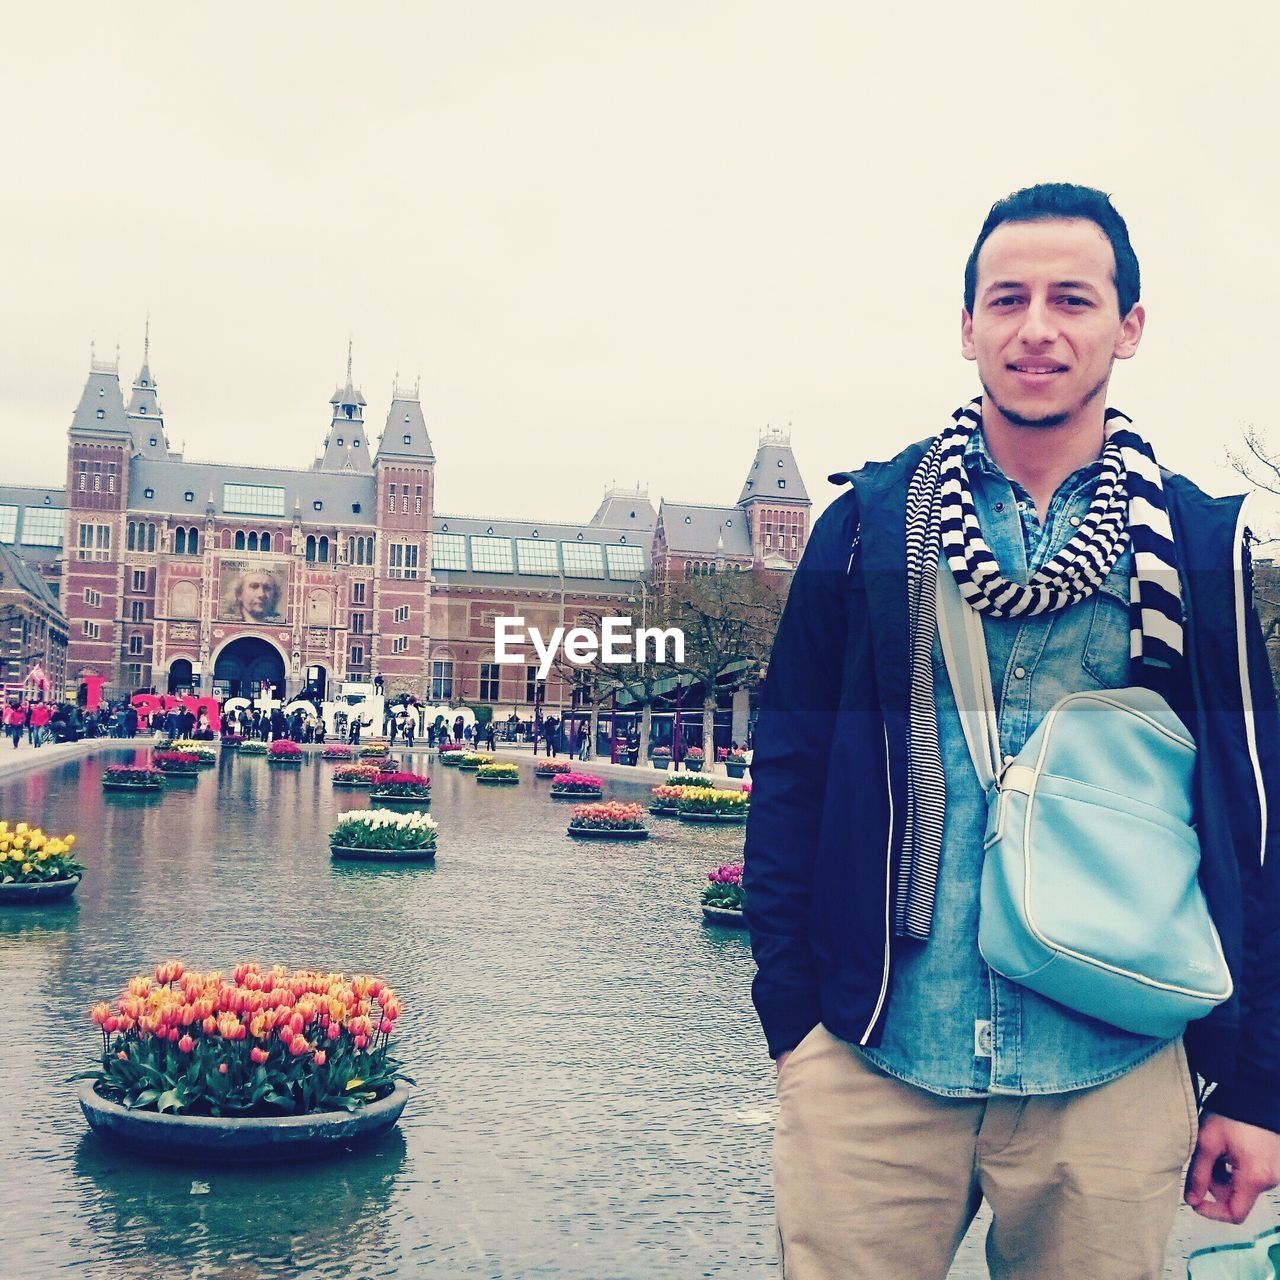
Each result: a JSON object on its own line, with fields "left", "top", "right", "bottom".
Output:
{"left": 0, "top": 751, "right": 774, "bottom": 1279}
{"left": 0, "top": 750, "right": 1264, "bottom": 1278}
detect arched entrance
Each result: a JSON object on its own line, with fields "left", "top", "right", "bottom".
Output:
{"left": 212, "top": 636, "right": 286, "bottom": 700}
{"left": 167, "top": 658, "right": 194, "bottom": 695}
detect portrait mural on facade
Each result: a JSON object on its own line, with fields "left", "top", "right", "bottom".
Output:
{"left": 217, "top": 560, "right": 289, "bottom": 624}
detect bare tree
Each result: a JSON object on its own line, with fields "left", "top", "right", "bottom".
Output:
{"left": 545, "top": 586, "right": 684, "bottom": 764}
{"left": 668, "top": 568, "right": 789, "bottom": 763}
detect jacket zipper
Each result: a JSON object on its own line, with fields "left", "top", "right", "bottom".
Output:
{"left": 1232, "top": 493, "right": 1267, "bottom": 867}
{"left": 860, "top": 720, "right": 894, "bottom": 1044}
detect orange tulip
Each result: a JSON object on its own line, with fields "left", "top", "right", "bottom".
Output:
{"left": 178, "top": 1034, "right": 195, "bottom": 1054}
{"left": 250, "top": 1046, "right": 269, "bottom": 1064}
{"left": 90, "top": 1002, "right": 111, "bottom": 1026}
{"left": 313, "top": 1049, "right": 327, "bottom": 1066}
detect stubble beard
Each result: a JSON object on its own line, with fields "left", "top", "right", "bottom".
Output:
{"left": 980, "top": 374, "right": 1109, "bottom": 431}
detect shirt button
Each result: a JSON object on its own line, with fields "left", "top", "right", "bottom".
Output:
{"left": 1070, "top": 515, "right": 1082, "bottom": 527}
{"left": 1013, "top": 666, "right": 1026, "bottom": 679}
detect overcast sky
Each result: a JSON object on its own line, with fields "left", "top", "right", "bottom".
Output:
{"left": 4, "top": 3, "right": 1278, "bottom": 528}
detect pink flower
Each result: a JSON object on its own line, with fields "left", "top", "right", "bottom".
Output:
{"left": 178, "top": 1034, "right": 195, "bottom": 1053}
{"left": 313, "top": 1050, "right": 327, "bottom": 1066}
{"left": 250, "top": 1046, "right": 269, "bottom": 1064}
{"left": 218, "top": 1062, "right": 228, "bottom": 1074}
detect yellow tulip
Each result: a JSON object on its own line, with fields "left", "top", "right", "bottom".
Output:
{"left": 66, "top": 835, "right": 76, "bottom": 847}
{"left": 15, "top": 824, "right": 27, "bottom": 835}
{"left": 21, "top": 863, "right": 32, "bottom": 875}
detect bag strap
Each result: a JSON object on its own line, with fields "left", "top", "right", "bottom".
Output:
{"left": 934, "top": 556, "right": 1002, "bottom": 792}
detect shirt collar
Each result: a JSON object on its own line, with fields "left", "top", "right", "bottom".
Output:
{"left": 963, "top": 424, "right": 1109, "bottom": 495}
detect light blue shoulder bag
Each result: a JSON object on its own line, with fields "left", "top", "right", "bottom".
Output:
{"left": 935, "top": 560, "right": 1232, "bottom": 1038}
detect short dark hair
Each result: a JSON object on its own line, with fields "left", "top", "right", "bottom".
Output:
{"left": 963, "top": 183, "right": 1141, "bottom": 317}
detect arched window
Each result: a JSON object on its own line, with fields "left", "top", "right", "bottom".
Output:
{"left": 175, "top": 527, "right": 187, "bottom": 555}
{"left": 260, "top": 532, "right": 271, "bottom": 552}
{"left": 306, "top": 535, "right": 317, "bottom": 563}
{"left": 318, "top": 536, "right": 329, "bottom": 563}
{"left": 234, "top": 530, "right": 245, "bottom": 550}
{"left": 188, "top": 528, "right": 199, "bottom": 555}
{"left": 247, "top": 531, "right": 259, "bottom": 553}
{"left": 684, "top": 561, "right": 692, "bottom": 579}
{"left": 127, "top": 522, "right": 136, "bottom": 551}
{"left": 146, "top": 524, "right": 156, "bottom": 552}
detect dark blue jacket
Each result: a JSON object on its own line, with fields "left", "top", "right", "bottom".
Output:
{"left": 744, "top": 440, "right": 1280, "bottom": 1133}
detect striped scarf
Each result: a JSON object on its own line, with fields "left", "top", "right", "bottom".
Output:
{"left": 895, "top": 398, "right": 1184, "bottom": 941}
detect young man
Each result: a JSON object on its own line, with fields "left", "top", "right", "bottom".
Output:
{"left": 744, "top": 184, "right": 1280, "bottom": 1279}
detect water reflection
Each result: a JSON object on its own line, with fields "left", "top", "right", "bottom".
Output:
{"left": 0, "top": 750, "right": 780, "bottom": 1278}
{"left": 73, "top": 1129, "right": 407, "bottom": 1279}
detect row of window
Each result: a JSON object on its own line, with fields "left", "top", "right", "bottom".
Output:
{"left": 683, "top": 561, "right": 745, "bottom": 577}
{"left": 425, "top": 660, "right": 552, "bottom": 705}
{"left": 76, "top": 460, "right": 118, "bottom": 495}
{"left": 174, "top": 526, "right": 201, "bottom": 555}
{"left": 234, "top": 530, "right": 275, "bottom": 552}
{"left": 82, "top": 588, "right": 148, "bottom": 623}
{"left": 0, "top": 505, "right": 64, "bottom": 548}
{"left": 430, "top": 534, "right": 645, "bottom": 580}
{"left": 387, "top": 483, "right": 424, "bottom": 515}
{"left": 127, "top": 521, "right": 157, "bottom": 552}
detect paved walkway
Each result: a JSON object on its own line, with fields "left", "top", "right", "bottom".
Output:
{"left": 0, "top": 734, "right": 120, "bottom": 782}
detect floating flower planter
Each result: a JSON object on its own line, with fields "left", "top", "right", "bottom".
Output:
{"left": 701, "top": 863, "right": 746, "bottom": 925}
{"left": 534, "top": 760, "right": 572, "bottom": 778}
{"left": 677, "top": 789, "right": 749, "bottom": 824}
{"left": 267, "top": 742, "right": 303, "bottom": 766}
{"left": 153, "top": 751, "right": 202, "bottom": 777}
{"left": 102, "top": 765, "right": 165, "bottom": 792}
{"left": 476, "top": 763, "right": 519, "bottom": 785}
{"left": 567, "top": 801, "right": 648, "bottom": 841}
{"left": 358, "top": 741, "right": 391, "bottom": 759}
{"left": 332, "top": 764, "right": 380, "bottom": 789}
{"left": 437, "top": 747, "right": 465, "bottom": 767}
{"left": 169, "top": 741, "right": 218, "bottom": 766}
{"left": 82, "top": 961, "right": 412, "bottom": 1160}
{"left": 456, "top": 753, "right": 489, "bottom": 771}
{"left": 238, "top": 741, "right": 268, "bottom": 757}
{"left": 368, "top": 772, "right": 432, "bottom": 805}
{"left": 220, "top": 734, "right": 244, "bottom": 751}
{"left": 321, "top": 745, "right": 355, "bottom": 762}
{"left": 0, "top": 821, "right": 83, "bottom": 903}
{"left": 329, "top": 810, "right": 437, "bottom": 862}
{"left": 648, "top": 784, "right": 705, "bottom": 815}
{"left": 549, "top": 772, "right": 603, "bottom": 800}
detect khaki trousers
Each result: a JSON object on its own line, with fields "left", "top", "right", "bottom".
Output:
{"left": 774, "top": 1025, "right": 1199, "bottom": 1280}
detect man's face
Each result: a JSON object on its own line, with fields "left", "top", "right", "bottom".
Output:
{"left": 961, "top": 217, "right": 1144, "bottom": 429}
{"left": 240, "top": 573, "right": 277, "bottom": 619}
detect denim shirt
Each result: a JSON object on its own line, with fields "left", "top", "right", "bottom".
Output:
{"left": 860, "top": 429, "right": 1172, "bottom": 1096}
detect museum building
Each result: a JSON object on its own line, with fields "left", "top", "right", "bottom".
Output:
{"left": 0, "top": 347, "right": 812, "bottom": 712}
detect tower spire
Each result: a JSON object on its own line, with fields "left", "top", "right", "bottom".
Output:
{"left": 144, "top": 313, "right": 150, "bottom": 364}
{"left": 346, "top": 337, "right": 353, "bottom": 387}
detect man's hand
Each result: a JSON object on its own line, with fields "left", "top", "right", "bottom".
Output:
{"left": 1185, "top": 1113, "right": 1280, "bottom": 1224}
